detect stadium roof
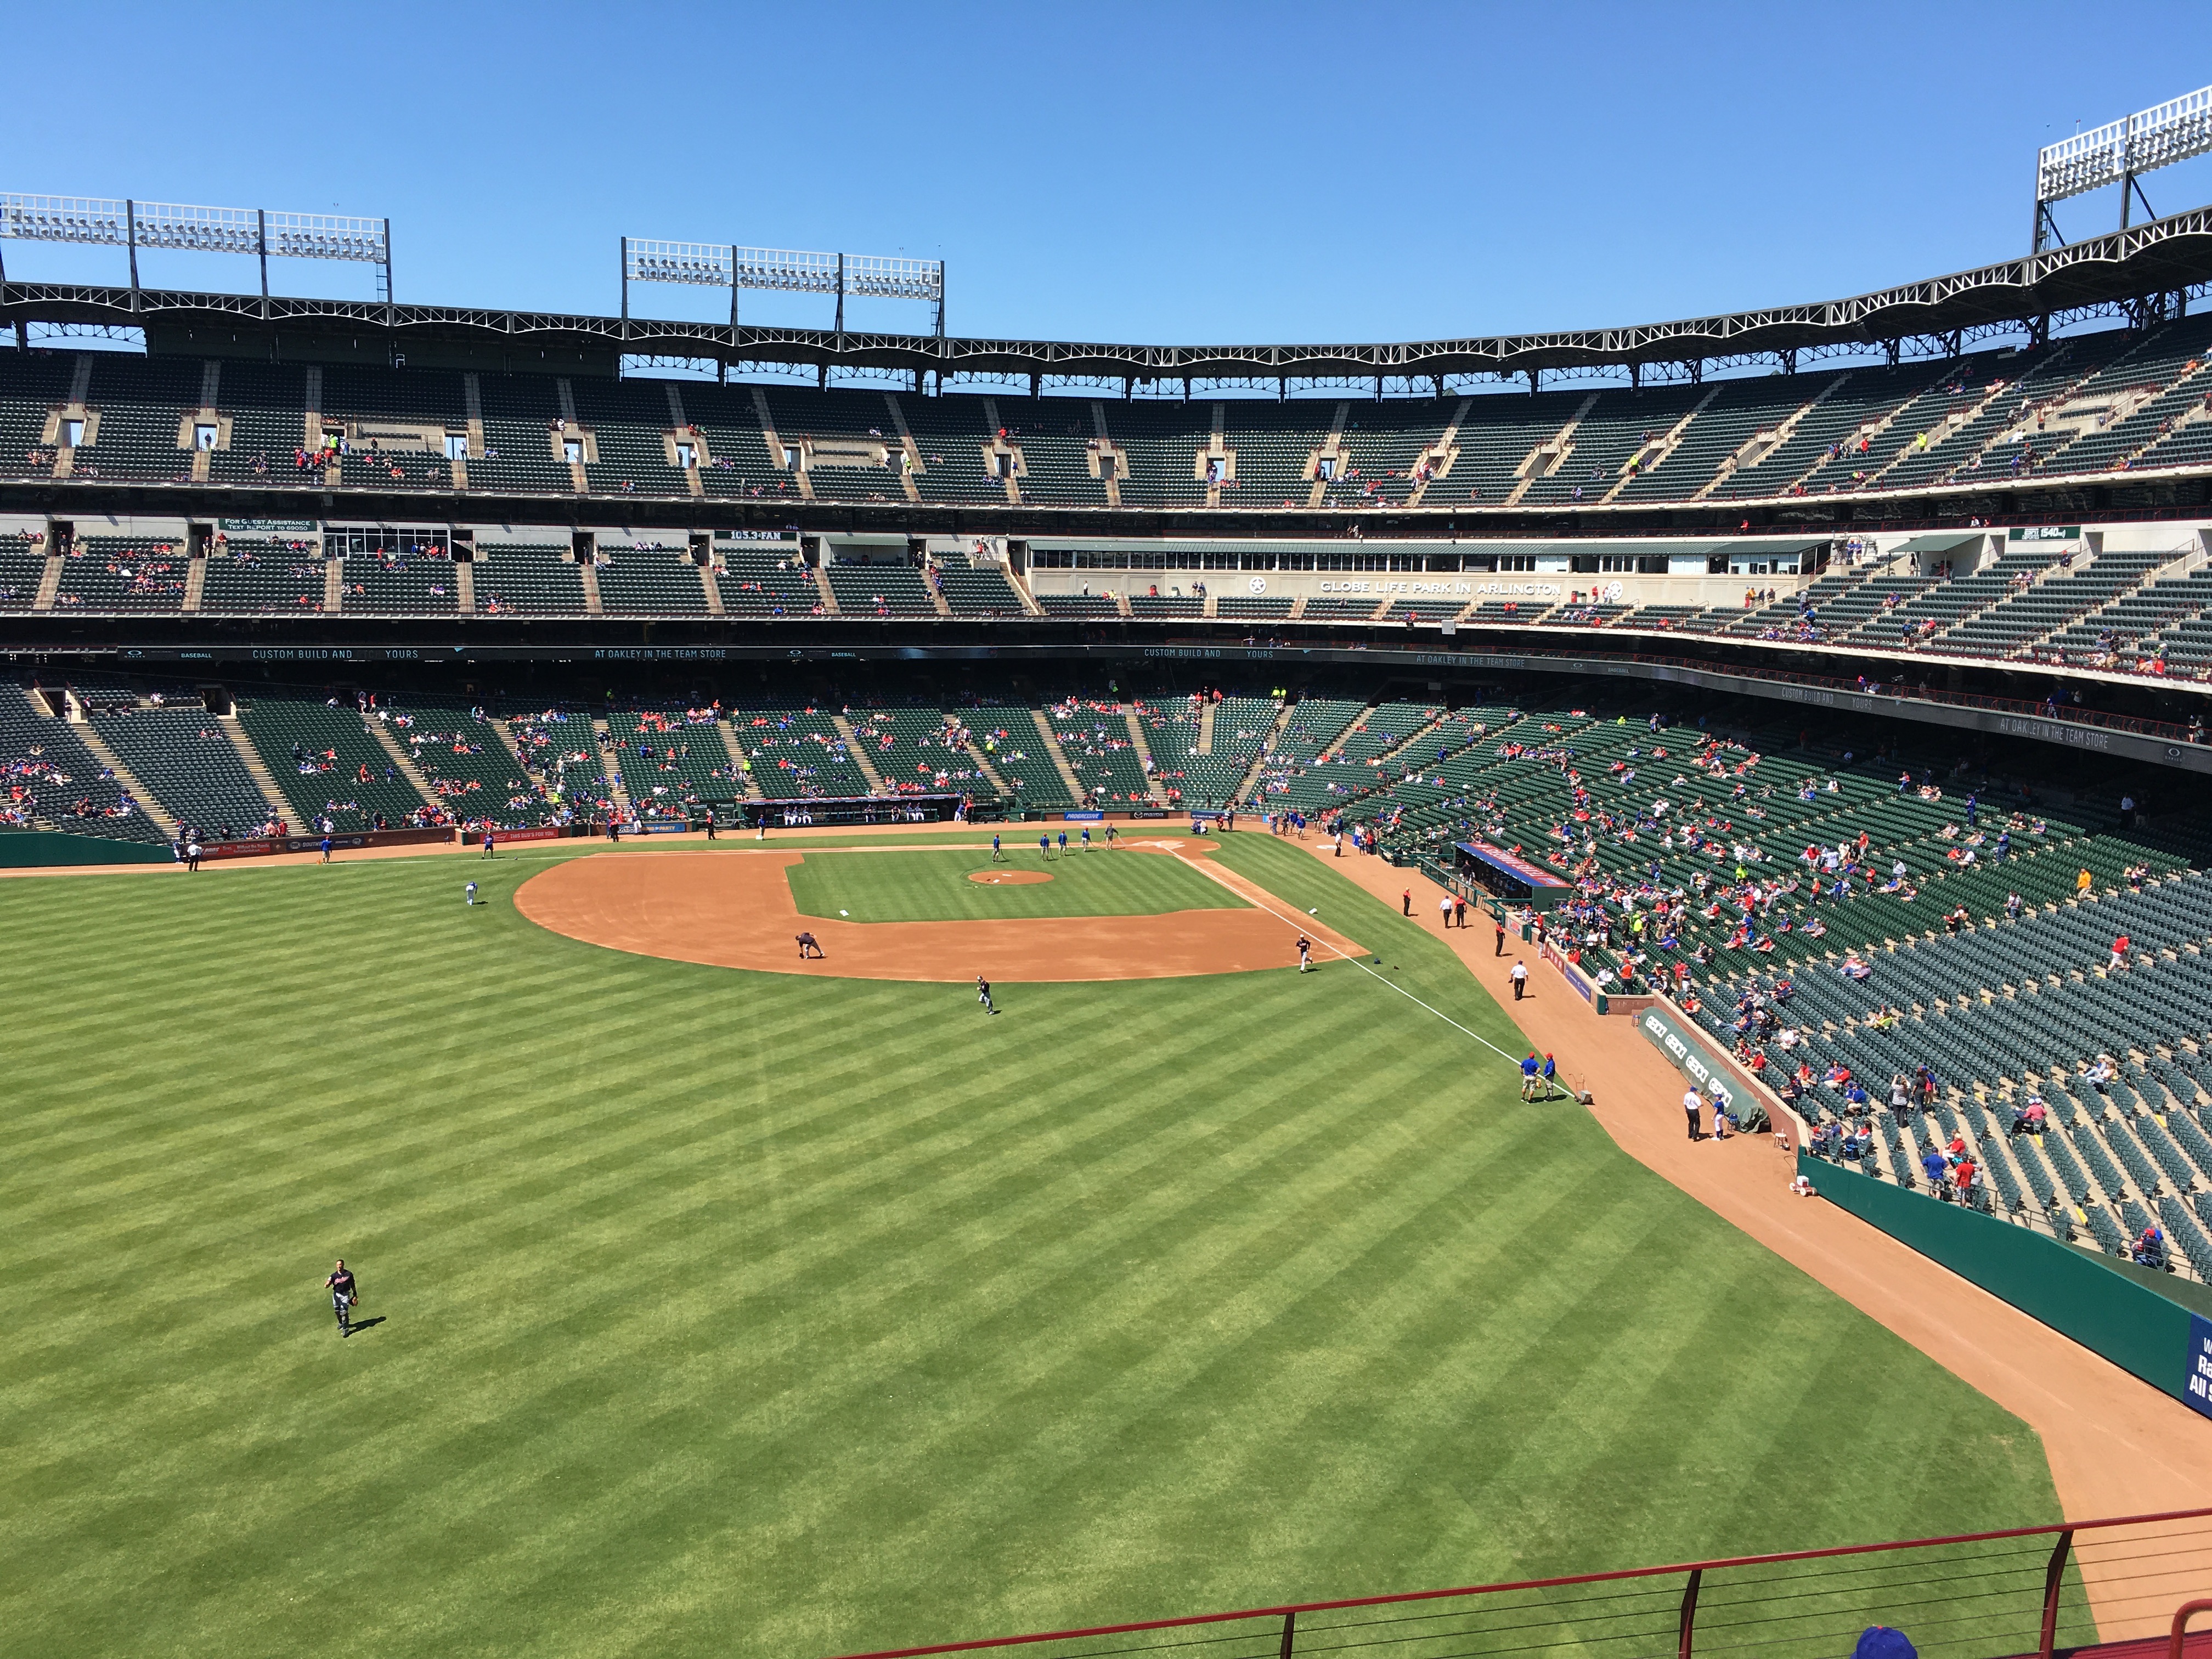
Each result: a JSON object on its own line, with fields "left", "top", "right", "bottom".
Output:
{"left": 7, "top": 204, "right": 2212, "bottom": 381}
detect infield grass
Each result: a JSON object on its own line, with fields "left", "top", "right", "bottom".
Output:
{"left": 0, "top": 834, "right": 2072, "bottom": 1659}
{"left": 785, "top": 845, "right": 1246, "bottom": 922}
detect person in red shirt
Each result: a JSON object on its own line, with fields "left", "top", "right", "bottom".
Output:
{"left": 2110, "top": 935, "right": 2131, "bottom": 970}
{"left": 1954, "top": 1159, "right": 1977, "bottom": 1204}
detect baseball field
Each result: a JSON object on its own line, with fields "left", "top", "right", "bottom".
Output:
{"left": 1, "top": 831, "right": 2070, "bottom": 1659}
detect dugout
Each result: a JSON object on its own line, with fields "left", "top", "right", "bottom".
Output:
{"left": 1452, "top": 840, "right": 1572, "bottom": 912}
{"left": 731, "top": 792, "right": 984, "bottom": 828}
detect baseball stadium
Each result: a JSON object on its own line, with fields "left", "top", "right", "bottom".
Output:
{"left": 15, "top": 59, "right": 2212, "bottom": 1659}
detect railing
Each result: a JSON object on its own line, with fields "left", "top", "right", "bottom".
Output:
{"left": 1487, "top": 650, "right": 2210, "bottom": 744}
{"left": 826, "top": 1509, "right": 2212, "bottom": 1659}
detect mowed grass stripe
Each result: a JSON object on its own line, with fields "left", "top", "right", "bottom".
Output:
{"left": 785, "top": 846, "right": 1248, "bottom": 922}
{"left": 0, "top": 845, "right": 2069, "bottom": 1659}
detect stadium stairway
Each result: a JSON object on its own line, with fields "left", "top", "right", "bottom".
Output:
{"left": 961, "top": 732, "right": 1011, "bottom": 798}
{"left": 830, "top": 714, "right": 889, "bottom": 793}
{"left": 1028, "top": 707, "right": 1090, "bottom": 801}
{"left": 714, "top": 721, "right": 768, "bottom": 802}
{"left": 1504, "top": 393, "right": 1600, "bottom": 507}
{"left": 365, "top": 716, "right": 440, "bottom": 801}
{"left": 1599, "top": 387, "right": 1718, "bottom": 503}
{"left": 1693, "top": 372, "right": 1853, "bottom": 501}
{"left": 69, "top": 720, "right": 179, "bottom": 838}
{"left": 489, "top": 716, "right": 537, "bottom": 783}
{"left": 220, "top": 713, "right": 300, "bottom": 826}
{"left": 590, "top": 719, "right": 633, "bottom": 815}
{"left": 1121, "top": 707, "right": 1171, "bottom": 804}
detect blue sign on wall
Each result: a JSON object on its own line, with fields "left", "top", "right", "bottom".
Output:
{"left": 2186, "top": 1317, "right": 2212, "bottom": 1419}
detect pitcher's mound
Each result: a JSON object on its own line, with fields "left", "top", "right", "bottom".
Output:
{"left": 968, "top": 869, "right": 1054, "bottom": 885}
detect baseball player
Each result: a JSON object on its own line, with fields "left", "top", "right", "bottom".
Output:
{"left": 325, "top": 1259, "right": 359, "bottom": 1338}
{"left": 1296, "top": 935, "right": 1313, "bottom": 972}
{"left": 977, "top": 975, "right": 997, "bottom": 1014}
{"left": 465, "top": 881, "right": 478, "bottom": 906}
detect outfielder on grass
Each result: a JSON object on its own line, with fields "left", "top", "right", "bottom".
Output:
{"left": 325, "top": 1259, "right": 359, "bottom": 1338}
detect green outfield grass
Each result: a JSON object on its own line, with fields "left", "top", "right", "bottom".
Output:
{"left": 0, "top": 834, "right": 2070, "bottom": 1659}
{"left": 785, "top": 847, "right": 1246, "bottom": 922}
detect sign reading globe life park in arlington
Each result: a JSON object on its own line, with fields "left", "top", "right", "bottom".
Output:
{"left": 1312, "top": 578, "right": 1568, "bottom": 598}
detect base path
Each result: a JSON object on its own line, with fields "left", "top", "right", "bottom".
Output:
{"left": 1301, "top": 838, "right": 2212, "bottom": 1635}
{"left": 516, "top": 842, "right": 1364, "bottom": 983}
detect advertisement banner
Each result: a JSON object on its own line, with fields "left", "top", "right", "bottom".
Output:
{"left": 1538, "top": 939, "right": 1594, "bottom": 1005}
{"left": 2190, "top": 1317, "right": 2212, "bottom": 1421}
{"left": 1061, "top": 810, "right": 1105, "bottom": 821}
{"left": 280, "top": 828, "right": 456, "bottom": 854}
{"left": 487, "top": 826, "right": 567, "bottom": 844}
{"left": 1635, "top": 1002, "right": 1741, "bottom": 1113}
{"left": 198, "top": 838, "right": 282, "bottom": 860}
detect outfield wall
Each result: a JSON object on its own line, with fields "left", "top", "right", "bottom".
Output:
{"left": 0, "top": 831, "right": 171, "bottom": 867}
{"left": 1801, "top": 1156, "right": 2212, "bottom": 1415}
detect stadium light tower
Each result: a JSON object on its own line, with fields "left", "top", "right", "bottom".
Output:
{"left": 2034, "top": 86, "right": 2212, "bottom": 251}
{"left": 0, "top": 194, "right": 393, "bottom": 321}
{"left": 619, "top": 237, "right": 946, "bottom": 349}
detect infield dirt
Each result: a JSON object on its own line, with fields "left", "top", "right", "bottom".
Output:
{"left": 516, "top": 840, "right": 1364, "bottom": 982}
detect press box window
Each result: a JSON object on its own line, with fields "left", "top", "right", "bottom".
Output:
{"left": 1316, "top": 456, "right": 1338, "bottom": 481}
{"left": 675, "top": 442, "right": 696, "bottom": 469}
{"left": 194, "top": 424, "right": 219, "bottom": 451}
{"left": 444, "top": 433, "right": 469, "bottom": 460}
{"left": 564, "top": 440, "right": 585, "bottom": 464}
{"left": 63, "top": 419, "right": 85, "bottom": 448}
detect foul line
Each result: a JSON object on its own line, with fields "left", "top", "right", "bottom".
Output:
{"left": 1169, "top": 843, "right": 1525, "bottom": 1071}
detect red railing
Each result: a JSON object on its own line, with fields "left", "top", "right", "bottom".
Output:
{"left": 825, "top": 1508, "right": 2212, "bottom": 1659}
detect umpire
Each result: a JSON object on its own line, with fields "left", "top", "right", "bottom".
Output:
{"left": 325, "top": 1259, "right": 359, "bottom": 1338}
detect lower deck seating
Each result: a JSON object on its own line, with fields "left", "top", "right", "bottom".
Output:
{"left": 729, "top": 707, "right": 871, "bottom": 798}
{"left": 233, "top": 696, "right": 434, "bottom": 831}
{"left": 0, "top": 684, "right": 170, "bottom": 840}
{"left": 1044, "top": 698, "right": 1156, "bottom": 804}
{"left": 603, "top": 708, "right": 744, "bottom": 812}
{"left": 86, "top": 704, "right": 274, "bottom": 834}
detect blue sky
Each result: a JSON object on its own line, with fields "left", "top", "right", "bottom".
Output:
{"left": 8, "top": 1, "right": 2212, "bottom": 346}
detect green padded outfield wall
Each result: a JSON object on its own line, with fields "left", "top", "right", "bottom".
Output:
{"left": 0, "top": 831, "right": 172, "bottom": 868}
{"left": 1801, "top": 1156, "right": 2210, "bottom": 1409}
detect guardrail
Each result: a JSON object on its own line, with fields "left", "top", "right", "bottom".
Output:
{"left": 825, "top": 1508, "right": 2212, "bottom": 1659}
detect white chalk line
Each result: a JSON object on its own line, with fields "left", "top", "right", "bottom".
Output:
{"left": 1170, "top": 844, "right": 1525, "bottom": 1071}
